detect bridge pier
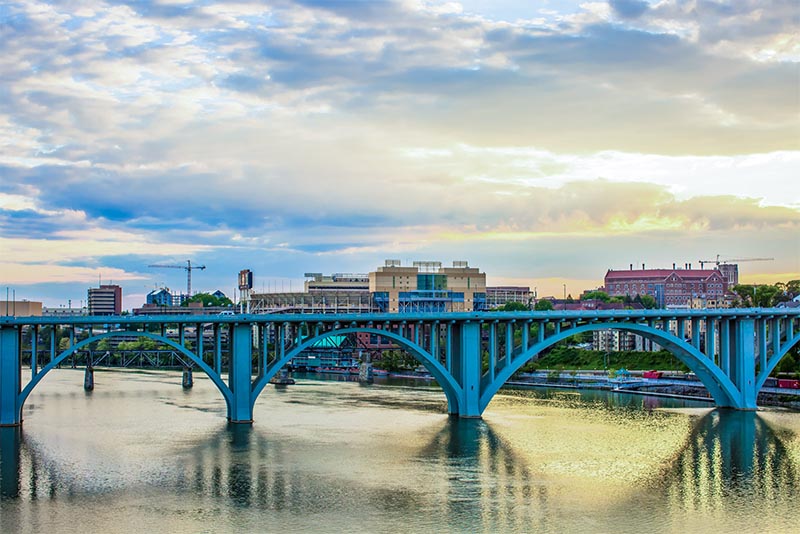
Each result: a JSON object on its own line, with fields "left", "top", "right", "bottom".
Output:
{"left": 228, "top": 324, "right": 254, "bottom": 424}
{"left": 0, "top": 326, "right": 22, "bottom": 427}
{"left": 729, "top": 319, "right": 757, "bottom": 410}
{"left": 83, "top": 365, "right": 94, "bottom": 391}
{"left": 182, "top": 366, "right": 194, "bottom": 389}
{"left": 0, "top": 426, "right": 21, "bottom": 497}
{"left": 451, "top": 322, "right": 482, "bottom": 418}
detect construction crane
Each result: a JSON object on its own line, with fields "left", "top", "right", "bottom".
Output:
{"left": 697, "top": 255, "right": 774, "bottom": 269}
{"left": 148, "top": 260, "right": 206, "bottom": 296}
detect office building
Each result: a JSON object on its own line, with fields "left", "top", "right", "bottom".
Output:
{"left": 369, "top": 260, "right": 486, "bottom": 313}
{"left": 88, "top": 284, "right": 122, "bottom": 315}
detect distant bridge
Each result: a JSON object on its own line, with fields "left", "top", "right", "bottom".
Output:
{"left": 1, "top": 309, "right": 799, "bottom": 425}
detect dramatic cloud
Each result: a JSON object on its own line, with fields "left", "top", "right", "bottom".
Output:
{"left": 0, "top": 1, "right": 797, "bottom": 305}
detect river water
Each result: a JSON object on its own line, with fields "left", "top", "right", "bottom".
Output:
{"left": 1, "top": 369, "right": 798, "bottom": 533}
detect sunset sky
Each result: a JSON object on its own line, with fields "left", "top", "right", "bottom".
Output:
{"left": 1, "top": 0, "right": 798, "bottom": 308}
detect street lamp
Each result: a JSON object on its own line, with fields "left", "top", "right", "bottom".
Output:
{"left": 563, "top": 284, "right": 567, "bottom": 310}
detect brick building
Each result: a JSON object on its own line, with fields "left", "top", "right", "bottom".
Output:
{"left": 604, "top": 264, "right": 727, "bottom": 309}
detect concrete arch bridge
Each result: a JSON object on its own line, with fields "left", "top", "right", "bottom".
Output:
{"left": 1, "top": 309, "right": 798, "bottom": 426}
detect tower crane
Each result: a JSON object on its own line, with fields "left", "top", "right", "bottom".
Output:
{"left": 148, "top": 260, "right": 206, "bottom": 296}
{"left": 697, "top": 255, "right": 774, "bottom": 269}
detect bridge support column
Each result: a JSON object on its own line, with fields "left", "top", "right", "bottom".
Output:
{"left": 228, "top": 324, "right": 254, "bottom": 424}
{"left": 451, "top": 322, "right": 482, "bottom": 418}
{"left": 730, "top": 319, "right": 757, "bottom": 410}
{"left": 182, "top": 366, "right": 193, "bottom": 389}
{"left": 0, "top": 326, "right": 22, "bottom": 426}
{"left": 0, "top": 426, "right": 21, "bottom": 497}
{"left": 83, "top": 366, "right": 94, "bottom": 391}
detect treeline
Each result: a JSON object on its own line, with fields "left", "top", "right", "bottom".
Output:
{"left": 518, "top": 346, "right": 688, "bottom": 373}
{"left": 729, "top": 280, "right": 800, "bottom": 307}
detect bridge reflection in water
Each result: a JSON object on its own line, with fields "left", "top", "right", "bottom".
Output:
{"left": 1, "top": 406, "right": 797, "bottom": 532}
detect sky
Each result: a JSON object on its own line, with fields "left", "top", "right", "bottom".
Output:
{"left": 1, "top": 0, "right": 798, "bottom": 309}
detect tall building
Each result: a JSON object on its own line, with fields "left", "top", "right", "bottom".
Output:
{"left": 604, "top": 264, "right": 728, "bottom": 309}
{"left": 88, "top": 284, "right": 122, "bottom": 315}
{"left": 369, "top": 260, "right": 486, "bottom": 313}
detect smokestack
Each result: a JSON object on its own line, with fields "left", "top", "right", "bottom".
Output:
{"left": 642, "top": 263, "right": 645, "bottom": 270}
{"left": 689, "top": 263, "right": 692, "bottom": 270}
{"left": 630, "top": 263, "right": 633, "bottom": 270}
{"left": 673, "top": 263, "right": 676, "bottom": 269}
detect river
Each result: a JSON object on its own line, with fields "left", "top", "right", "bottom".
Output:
{"left": 1, "top": 369, "right": 798, "bottom": 533}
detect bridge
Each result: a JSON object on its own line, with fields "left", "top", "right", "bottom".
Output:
{"left": 1, "top": 309, "right": 799, "bottom": 425}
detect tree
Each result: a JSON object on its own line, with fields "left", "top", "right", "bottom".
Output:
{"left": 497, "top": 301, "right": 529, "bottom": 311}
{"left": 182, "top": 293, "right": 233, "bottom": 307}
{"left": 732, "top": 284, "right": 784, "bottom": 307}
{"left": 638, "top": 294, "right": 658, "bottom": 309}
{"left": 534, "top": 299, "right": 554, "bottom": 311}
{"left": 581, "top": 290, "right": 610, "bottom": 302}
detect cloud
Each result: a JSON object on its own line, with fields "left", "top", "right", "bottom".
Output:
{"left": 1, "top": 1, "right": 798, "bottom": 305}
{"left": 609, "top": 0, "right": 649, "bottom": 19}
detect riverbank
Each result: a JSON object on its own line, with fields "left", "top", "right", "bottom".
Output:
{"left": 505, "top": 372, "right": 800, "bottom": 410}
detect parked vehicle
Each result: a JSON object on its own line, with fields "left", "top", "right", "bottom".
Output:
{"left": 777, "top": 379, "right": 800, "bottom": 389}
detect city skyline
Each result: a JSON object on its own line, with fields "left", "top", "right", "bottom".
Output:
{"left": 1, "top": 1, "right": 798, "bottom": 308}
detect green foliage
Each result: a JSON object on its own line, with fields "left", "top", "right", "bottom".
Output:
{"left": 635, "top": 294, "right": 658, "bottom": 309}
{"left": 581, "top": 290, "right": 610, "bottom": 302}
{"left": 732, "top": 282, "right": 795, "bottom": 307}
{"left": 374, "top": 350, "right": 418, "bottom": 372}
{"left": 534, "top": 299, "right": 554, "bottom": 311}
{"left": 776, "top": 353, "right": 797, "bottom": 375}
{"left": 519, "top": 345, "right": 689, "bottom": 373}
{"left": 182, "top": 292, "right": 233, "bottom": 307}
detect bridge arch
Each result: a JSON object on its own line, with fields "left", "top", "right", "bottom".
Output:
{"left": 480, "top": 322, "right": 742, "bottom": 413}
{"left": 251, "top": 327, "right": 463, "bottom": 414}
{"left": 757, "top": 332, "right": 800, "bottom": 390}
{"left": 19, "top": 330, "right": 232, "bottom": 421}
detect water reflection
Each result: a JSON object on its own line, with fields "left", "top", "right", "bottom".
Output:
{"left": 418, "top": 417, "right": 550, "bottom": 532}
{"left": 0, "top": 427, "right": 21, "bottom": 499}
{"left": 654, "top": 409, "right": 797, "bottom": 505}
{"left": 2, "top": 392, "right": 799, "bottom": 532}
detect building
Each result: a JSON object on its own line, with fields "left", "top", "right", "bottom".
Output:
{"left": 486, "top": 286, "right": 534, "bottom": 309}
{"left": 249, "top": 290, "right": 373, "bottom": 314}
{"left": 592, "top": 330, "right": 661, "bottom": 352}
{"left": 88, "top": 284, "right": 122, "bottom": 315}
{"left": 605, "top": 264, "right": 727, "bottom": 309}
{"left": 304, "top": 273, "right": 370, "bottom": 292}
{"left": 0, "top": 300, "right": 43, "bottom": 317}
{"left": 43, "top": 306, "right": 88, "bottom": 317}
{"left": 369, "top": 260, "right": 486, "bottom": 313}
{"left": 133, "top": 302, "right": 234, "bottom": 316}
{"left": 145, "top": 288, "right": 189, "bottom": 307}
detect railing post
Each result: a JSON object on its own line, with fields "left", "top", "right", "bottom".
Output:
{"left": 228, "top": 323, "right": 254, "bottom": 424}
{"left": 0, "top": 326, "right": 22, "bottom": 426}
